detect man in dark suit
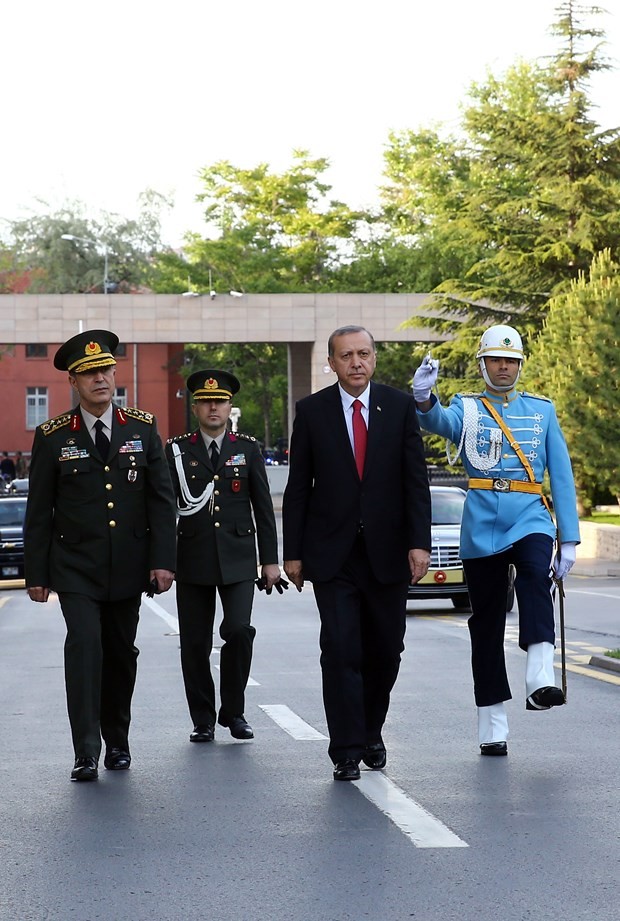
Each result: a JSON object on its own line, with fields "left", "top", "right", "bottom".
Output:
{"left": 283, "top": 326, "right": 431, "bottom": 781}
{"left": 24, "top": 329, "right": 176, "bottom": 782}
{"left": 165, "top": 369, "right": 282, "bottom": 744}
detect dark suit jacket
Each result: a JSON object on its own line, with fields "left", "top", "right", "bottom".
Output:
{"left": 24, "top": 405, "right": 177, "bottom": 600}
{"left": 282, "top": 381, "right": 431, "bottom": 584}
{"left": 165, "top": 430, "right": 278, "bottom": 585}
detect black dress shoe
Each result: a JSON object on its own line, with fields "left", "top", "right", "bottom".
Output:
{"left": 218, "top": 714, "right": 254, "bottom": 739}
{"left": 526, "top": 686, "right": 566, "bottom": 710}
{"left": 480, "top": 742, "right": 508, "bottom": 756}
{"left": 71, "top": 756, "right": 99, "bottom": 781}
{"left": 190, "top": 725, "right": 215, "bottom": 743}
{"left": 333, "top": 759, "right": 361, "bottom": 781}
{"left": 104, "top": 748, "right": 131, "bottom": 770}
{"left": 362, "top": 743, "right": 387, "bottom": 770}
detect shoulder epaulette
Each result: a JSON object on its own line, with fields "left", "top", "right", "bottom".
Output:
{"left": 233, "top": 432, "right": 257, "bottom": 443}
{"left": 166, "top": 432, "right": 194, "bottom": 444}
{"left": 40, "top": 413, "right": 72, "bottom": 436}
{"left": 520, "top": 391, "right": 551, "bottom": 402}
{"left": 123, "top": 406, "right": 154, "bottom": 424}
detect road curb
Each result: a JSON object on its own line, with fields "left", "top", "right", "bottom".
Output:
{"left": 589, "top": 654, "right": 620, "bottom": 674}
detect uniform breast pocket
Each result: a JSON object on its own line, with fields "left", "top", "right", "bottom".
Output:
{"left": 224, "top": 465, "right": 248, "bottom": 494}
{"left": 118, "top": 452, "right": 147, "bottom": 488}
{"left": 59, "top": 457, "right": 92, "bottom": 476}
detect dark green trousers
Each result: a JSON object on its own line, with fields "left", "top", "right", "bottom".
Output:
{"left": 59, "top": 592, "right": 140, "bottom": 760}
{"left": 176, "top": 580, "right": 256, "bottom": 728}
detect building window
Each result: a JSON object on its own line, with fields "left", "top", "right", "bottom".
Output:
{"left": 115, "top": 343, "right": 127, "bottom": 357}
{"left": 26, "top": 387, "right": 48, "bottom": 429}
{"left": 25, "top": 344, "right": 48, "bottom": 358}
{"left": 114, "top": 386, "right": 128, "bottom": 407}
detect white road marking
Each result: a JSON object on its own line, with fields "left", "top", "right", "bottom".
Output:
{"left": 143, "top": 596, "right": 179, "bottom": 632}
{"left": 567, "top": 589, "right": 620, "bottom": 600}
{"left": 355, "top": 772, "right": 469, "bottom": 849}
{"left": 259, "top": 704, "right": 327, "bottom": 740}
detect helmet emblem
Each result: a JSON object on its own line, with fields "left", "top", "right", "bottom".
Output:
{"left": 501, "top": 337, "right": 512, "bottom": 347}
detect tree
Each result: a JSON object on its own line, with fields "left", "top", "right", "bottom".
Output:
{"left": 150, "top": 150, "right": 364, "bottom": 295}
{"left": 5, "top": 191, "right": 172, "bottom": 293}
{"left": 527, "top": 249, "right": 620, "bottom": 514}
{"left": 382, "top": 2, "right": 620, "bottom": 338}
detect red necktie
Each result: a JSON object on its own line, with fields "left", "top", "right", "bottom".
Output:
{"left": 352, "top": 399, "right": 367, "bottom": 479}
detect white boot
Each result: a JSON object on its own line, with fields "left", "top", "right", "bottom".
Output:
{"left": 525, "top": 642, "right": 556, "bottom": 696}
{"left": 525, "top": 642, "right": 565, "bottom": 709}
{"left": 477, "top": 703, "right": 509, "bottom": 744}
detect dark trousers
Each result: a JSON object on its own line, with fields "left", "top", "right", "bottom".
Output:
{"left": 313, "top": 536, "right": 409, "bottom": 764}
{"left": 176, "top": 580, "right": 256, "bottom": 727}
{"left": 463, "top": 533, "right": 555, "bottom": 707}
{"left": 58, "top": 592, "right": 141, "bottom": 760}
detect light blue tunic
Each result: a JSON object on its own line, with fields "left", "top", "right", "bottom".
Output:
{"left": 418, "top": 389, "right": 580, "bottom": 559}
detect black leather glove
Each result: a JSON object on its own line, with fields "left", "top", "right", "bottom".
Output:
{"left": 255, "top": 576, "right": 289, "bottom": 595}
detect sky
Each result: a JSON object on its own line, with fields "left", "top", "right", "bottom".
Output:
{"left": 2, "top": 0, "right": 619, "bottom": 248}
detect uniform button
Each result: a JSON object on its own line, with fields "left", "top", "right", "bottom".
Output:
{"left": 214, "top": 521, "right": 220, "bottom": 528}
{"left": 191, "top": 475, "right": 196, "bottom": 480}
{"left": 108, "top": 502, "right": 114, "bottom": 509}
{"left": 213, "top": 475, "right": 219, "bottom": 481}
{"left": 131, "top": 462, "right": 136, "bottom": 467}
{"left": 503, "top": 453, "right": 509, "bottom": 458}
{"left": 104, "top": 466, "right": 110, "bottom": 472}
{"left": 234, "top": 467, "right": 239, "bottom": 473}
{"left": 214, "top": 490, "right": 220, "bottom": 496}
{"left": 109, "top": 520, "right": 116, "bottom": 527}
{"left": 214, "top": 506, "right": 220, "bottom": 512}
{"left": 130, "top": 455, "right": 135, "bottom": 461}
{"left": 106, "top": 483, "right": 113, "bottom": 491}
{"left": 72, "top": 469, "right": 78, "bottom": 474}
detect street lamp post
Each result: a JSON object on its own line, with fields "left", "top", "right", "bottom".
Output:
{"left": 61, "top": 233, "right": 110, "bottom": 293}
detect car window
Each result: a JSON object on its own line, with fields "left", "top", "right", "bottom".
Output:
{"left": 0, "top": 501, "right": 26, "bottom": 527}
{"left": 431, "top": 491, "right": 465, "bottom": 525}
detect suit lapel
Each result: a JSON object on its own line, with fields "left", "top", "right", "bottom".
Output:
{"left": 325, "top": 384, "right": 358, "bottom": 478}
{"left": 363, "top": 383, "right": 385, "bottom": 476}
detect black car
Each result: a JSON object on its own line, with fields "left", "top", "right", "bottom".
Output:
{"left": 0, "top": 496, "right": 27, "bottom": 582}
{"left": 408, "top": 486, "right": 515, "bottom": 612}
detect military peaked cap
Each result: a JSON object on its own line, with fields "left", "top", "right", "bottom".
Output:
{"left": 187, "top": 369, "right": 240, "bottom": 401}
{"left": 54, "top": 329, "right": 119, "bottom": 373}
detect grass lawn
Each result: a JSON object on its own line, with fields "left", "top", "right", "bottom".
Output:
{"left": 582, "top": 512, "right": 620, "bottom": 525}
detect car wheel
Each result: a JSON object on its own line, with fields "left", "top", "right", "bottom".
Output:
{"left": 506, "top": 564, "right": 516, "bottom": 612}
{"left": 451, "top": 595, "right": 471, "bottom": 610}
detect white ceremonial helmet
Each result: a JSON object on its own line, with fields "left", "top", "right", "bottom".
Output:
{"left": 476, "top": 324, "right": 525, "bottom": 391}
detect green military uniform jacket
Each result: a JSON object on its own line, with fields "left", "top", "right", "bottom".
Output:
{"left": 25, "top": 405, "right": 177, "bottom": 600}
{"left": 165, "top": 429, "right": 278, "bottom": 584}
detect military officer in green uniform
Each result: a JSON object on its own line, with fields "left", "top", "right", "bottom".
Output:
{"left": 24, "top": 330, "right": 176, "bottom": 782}
{"left": 165, "top": 369, "right": 282, "bottom": 744}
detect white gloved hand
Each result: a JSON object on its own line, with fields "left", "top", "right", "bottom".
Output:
{"left": 412, "top": 354, "right": 440, "bottom": 403}
{"left": 553, "top": 542, "right": 577, "bottom": 580}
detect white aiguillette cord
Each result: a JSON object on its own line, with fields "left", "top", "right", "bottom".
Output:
{"left": 171, "top": 442, "right": 214, "bottom": 516}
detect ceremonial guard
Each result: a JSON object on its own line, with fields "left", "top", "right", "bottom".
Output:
{"left": 24, "top": 330, "right": 176, "bottom": 781}
{"left": 413, "top": 325, "right": 580, "bottom": 755}
{"left": 165, "top": 369, "right": 282, "bottom": 744}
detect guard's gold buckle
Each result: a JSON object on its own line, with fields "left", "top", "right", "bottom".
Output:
{"left": 492, "top": 477, "right": 511, "bottom": 492}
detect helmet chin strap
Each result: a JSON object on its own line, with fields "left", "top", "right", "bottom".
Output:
{"left": 479, "top": 358, "right": 522, "bottom": 392}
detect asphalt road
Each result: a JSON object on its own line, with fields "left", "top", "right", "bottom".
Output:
{"left": 1, "top": 573, "right": 619, "bottom": 921}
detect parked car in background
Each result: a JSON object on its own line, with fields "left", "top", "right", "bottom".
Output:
{"left": 8, "top": 478, "right": 29, "bottom": 496}
{"left": 0, "top": 496, "right": 27, "bottom": 583}
{"left": 408, "top": 486, "right": 515, "bottom": 612}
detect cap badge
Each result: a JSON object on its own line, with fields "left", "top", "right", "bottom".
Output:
{"left": 205, "top": 378, "right": 218, "bottom": 390}
{"left": 85, "top": 341, "right": 103, "bottom": 357}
